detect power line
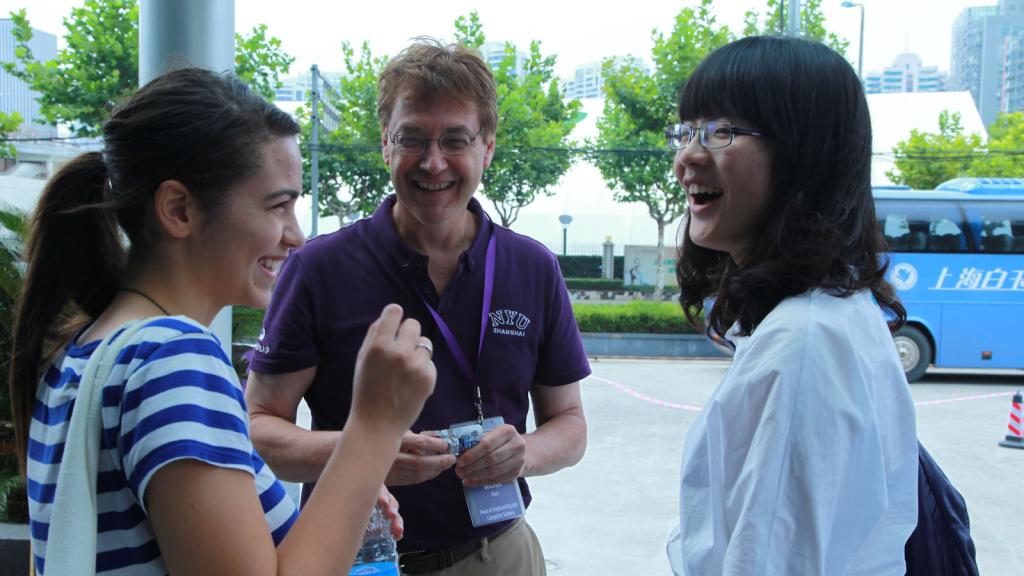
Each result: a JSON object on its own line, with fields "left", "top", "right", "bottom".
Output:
{"left": 7, "top": 135, "right": 1024, "bottom": 160}
{"left": 0, "top": 135, "right": 97, "bottom": 142}
{"left": 304, "top": 142, "right": 1024, "bottom": 159}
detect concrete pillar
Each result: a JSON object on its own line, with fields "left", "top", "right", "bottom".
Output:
{"left": 139, "top": 0, "right": 235, "bottom": 84}
{"left": 602, "top": 236, "right": 615, "bottom": 279}
{"left": 139, "top": 0, "right": 235, "bottom": 356}
{"left": 787, "top": 0, "right": 801, "bottom": 36}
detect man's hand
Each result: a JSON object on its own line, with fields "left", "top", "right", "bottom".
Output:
{"left": 454, "top": 424, "right": 526, "bottom": 487}
{"left": 385, "top": 431, "right": 456, "bottom": 486}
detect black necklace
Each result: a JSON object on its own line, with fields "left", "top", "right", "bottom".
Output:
{"left": 119, "top": 287, "right": 171, "bottom": 316}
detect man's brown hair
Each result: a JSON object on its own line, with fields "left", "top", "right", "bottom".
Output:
{"left": 377, "top": 37, "right": 498, "bottom": 138}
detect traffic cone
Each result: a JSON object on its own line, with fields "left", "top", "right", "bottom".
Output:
{"left": 999, "top": 390, "right": 1023, "bottom": 449}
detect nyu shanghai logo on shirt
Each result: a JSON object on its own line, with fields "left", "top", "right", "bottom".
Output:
{"left": 489, "top": 309, "right": 531, "bottom": 337}
{"left": 254, "top": 328, "right": 270, "bottom": 354}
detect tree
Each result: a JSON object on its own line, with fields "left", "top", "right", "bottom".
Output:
{"left": 971, "top": 112, "right": 1024, "bottom": 177}
{"left": 233, "top": 24, "right": 296, "bottom": 102}
{"left": 0, "top": 205, "right": 27, "bottom": 429}
{"left": 592, "top": 0, "right": 732, "bottom": 300}
{"left": 301, "top": 42, "right": 391, "bottom": 226}
{"left": 300, "top": 11, "right": 582, "bottom": 229}
{"left": 454, "top": 12, "right": 582, "bottom": 227}
{"left": 3, "top": 1, "right": 294, "bottom": 136}
{"left": 743, "top": 0, "right": 849, "bottom": 55}
{"left": 0, "top": 206, "right": 29, "bottom": 522}
{"left": 3, "top": 2, "right": 138, "bottom": 136}
{"left": 453, "top": 11, "right": 485, "bottom": 50}
{"left": 800, "top": 0, "right": 850, "bottom": 55}
{"left": 0, "top": 113, "right": 23, "bottom": 159}
{"left": 887, "top": 111, "right": 983, "bottom": 189}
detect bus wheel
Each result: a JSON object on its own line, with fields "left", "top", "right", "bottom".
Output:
{"left": 893, "top": 326, "right": 931, "bottom": 383}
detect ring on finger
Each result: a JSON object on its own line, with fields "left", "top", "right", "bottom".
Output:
{"left": 414, "top": 339, "right": 433, "bottom": 357}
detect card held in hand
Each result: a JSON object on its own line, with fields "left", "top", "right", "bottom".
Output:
{"left": 450, "top": 416, "right": 526, "bottom": 527}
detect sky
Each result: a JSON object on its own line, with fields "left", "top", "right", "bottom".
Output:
{"left": 0, "top": 0, "right": 1000, "bottom": 247}
{"left": 1, "top": 0, "right": 997, "bottom": 81}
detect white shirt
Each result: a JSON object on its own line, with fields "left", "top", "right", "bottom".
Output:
{"left": 668, "top": 289, "right": 918, "bottom": 576}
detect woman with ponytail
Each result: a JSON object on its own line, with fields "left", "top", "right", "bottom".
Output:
{"left": 10, "top": 67, "right": 436, "bottom": 575}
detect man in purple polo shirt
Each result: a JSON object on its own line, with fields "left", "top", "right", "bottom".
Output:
{"left": 245, "top": 38, "right": 590, "bottom": 575}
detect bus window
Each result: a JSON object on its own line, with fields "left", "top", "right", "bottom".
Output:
{"left": 928, "top": 217, "right": 968, "bottom": 252}
{"left": 963, "top": 201, "right": 1024, "bottom": 254}
{"left": 875, "top": 200, "right": 967, "bottom": 253}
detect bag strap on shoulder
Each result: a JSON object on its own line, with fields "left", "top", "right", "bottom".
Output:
{"left": 45, "top": 317, "right": 162, "bottom": 576}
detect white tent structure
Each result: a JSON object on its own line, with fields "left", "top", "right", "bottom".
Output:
{"left": 488, "top": 98, "right": 667, "bottom": 255}
{"left": 867, "top": 91, "right": 987, "bottom": 187}
{"left": 0, "top": 140, "right": 92, "bottom": 212}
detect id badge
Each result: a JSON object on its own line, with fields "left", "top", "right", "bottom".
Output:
{"left": 446, "top": 417, "right": 525, "bottom": 527}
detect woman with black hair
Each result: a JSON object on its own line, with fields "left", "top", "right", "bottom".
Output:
{"left": 10, "top": 68, "right": 435, "bottom": 575}
{"left": 666, "top": 36, "right": 918, "bottom": 574}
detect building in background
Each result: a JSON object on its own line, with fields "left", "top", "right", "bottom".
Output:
{"left": 564, "top": 62, "right": 603, "bottom": 99}
{"left": 0, "top": 19, "right": 57, "bottom": 140}
{"left": 480, "top": 41, "right": 526, "bottom": 77}
{"left": 1, "top": 19, "right": 66, "bottom": 176}
{"left": 950, "top": 0, "right": 1024, "bottom": 125}
{"left": 1004, "top": 29, "right": 1024, "bottom": 114}
{"left": 864, "top": 53, "right": 947, "bottom": 94}
{"left": 273, "top": 70, "right": 342, "bottom": 104}
{"left": 562, "top": 57, "right": 648, "bottom": 100}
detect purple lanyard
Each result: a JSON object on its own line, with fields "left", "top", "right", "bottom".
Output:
{"left": 421, "top": 233, "right": 496, "bottom": 424}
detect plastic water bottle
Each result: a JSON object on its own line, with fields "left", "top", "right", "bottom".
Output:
{"left": 349, "top": 504, "right": 399, "bottom": 575}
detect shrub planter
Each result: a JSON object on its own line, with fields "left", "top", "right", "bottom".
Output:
{"left": 0, "top": 522, "right": 29, "bottom": 576}
{"left": 582, "top": 332, "right": 729, "bottom": 358}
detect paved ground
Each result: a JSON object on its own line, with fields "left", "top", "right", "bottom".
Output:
{"left": 524, "top": 359, "right": 1024, "bottom": 575}
{"left": 4, "top": 358, "right": 1018, "bottom": 575}
{"left": 286, "top": 358, "right": 1024, "bottom": 574}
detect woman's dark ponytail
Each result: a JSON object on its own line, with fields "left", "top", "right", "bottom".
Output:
{"left": 9, "top": 152, "right": 125, "bottom": 472}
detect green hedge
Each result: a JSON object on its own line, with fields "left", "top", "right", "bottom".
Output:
{"left": 234, "top": 300, "right": 697, "bottom": 348}
{"left": 565, "top": 278, "right": 623, "bottom": 291}
{"left": 556, "top": 255, "right": 602, "bottom": 278}
{"left": 556, "top": 255, "right": 625, "bottom": 279}
{"left": 565, "top": 278, "right": 658, "bottom": 293}
{"left": 232, "top": 306, "right": 265, "bottom": 343}
{"left": 573, "top": 301, "right": 696, "bottom": 334}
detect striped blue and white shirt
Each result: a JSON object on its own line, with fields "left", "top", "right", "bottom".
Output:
{"left": 28, "top": 316, "right": 298, "bottom": 575}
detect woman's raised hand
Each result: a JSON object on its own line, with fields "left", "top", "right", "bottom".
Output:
{"left": 350, "top": 304, "right": 436, "bottom": 437}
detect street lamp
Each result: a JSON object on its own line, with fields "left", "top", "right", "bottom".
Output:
{"left": 841, "top": 1, "right": 865, "bottom": 79}
{"left": 558, "top": 214, "right": 573, "bottom": 256}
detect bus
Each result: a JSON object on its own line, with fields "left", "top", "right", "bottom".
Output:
{"left": 875, "top": 178, "right": 1024, "bottom": 382}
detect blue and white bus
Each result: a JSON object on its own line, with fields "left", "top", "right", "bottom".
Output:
{"left": 875, "top": 178, "right": 1024, "bottom": 382}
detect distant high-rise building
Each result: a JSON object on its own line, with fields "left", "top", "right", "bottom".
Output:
{"left": 562, "top": 57, "right": 647, "bottom": 100}
{"left": 950, "top": 0, "right": 1024, "bottom": 125}
{"left": 564, "top": 62, "right": 603, "bottom": 100}
{"left": 1004, "top": 29, "right": 1024, "bottom": 114}
{"left": 0, "top": 19, "right": 58, "bottom": 138}
{"left": 274, "top": 75, "right": 310, "bottom": 103}
{"left": 480, "top": 41, "right": 526, "bottom": 77}
{"left": 864, "top": 53, "right": 948, "bottom": 94}
{"left": 272, "top": 70, "right": 343, "bottom": 104}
